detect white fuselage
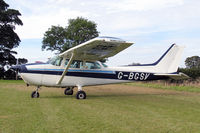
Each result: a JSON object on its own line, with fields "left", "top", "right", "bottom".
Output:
{"left": 18, "top": 43, "right": 184, "bottom": 88}
{"left": 19, "top": 63, "right": 160, "bottom": 88}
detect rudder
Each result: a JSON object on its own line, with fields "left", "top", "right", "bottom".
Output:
{"left": 154, "top": 44, "right": 184, "bottom": 73}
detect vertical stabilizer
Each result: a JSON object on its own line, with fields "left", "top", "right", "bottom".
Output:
{"left": 154, "top": 44, "right": 184, "bottom": 73}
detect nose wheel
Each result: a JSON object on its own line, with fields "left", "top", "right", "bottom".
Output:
{"left": 31, "top": 86, "right": 40, "bottom": 98}
{"left": 31, "top": 91, "right": 39, "bottom": 98}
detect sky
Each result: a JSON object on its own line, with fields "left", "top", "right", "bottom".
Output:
{"left": 6, "top": 0, "right": 200, "bottom": 67}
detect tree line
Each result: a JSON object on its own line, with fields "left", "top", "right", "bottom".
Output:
{"left": 0, "top": 0, "right": 27, "bottom": 79}
{"left": 179, "top": 56, "right": 200, "bottom": 79}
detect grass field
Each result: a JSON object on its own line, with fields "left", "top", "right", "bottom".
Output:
{"left": 126, "top": 80, "right": 200, "bottom": 92}
{"left": 0, "top": 80, "right": 200, "bottom": 133}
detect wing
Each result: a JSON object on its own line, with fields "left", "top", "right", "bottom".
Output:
{"left": 56, "top": 37, "right": 133, "bottom": 85}
{"left": 59, "top": 37, "right": 133, "bottom": 61}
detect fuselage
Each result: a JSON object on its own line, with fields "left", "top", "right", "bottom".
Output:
{"left": 15, "top": 38, "right": 185, "bottom": 89}
{"left": 18, "top": 60, "right": 167, "bottom": 88}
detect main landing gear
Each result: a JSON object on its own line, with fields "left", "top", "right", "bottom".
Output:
{"left": 76, "top": 91, "right": 86, "bottom": 99}
{"left": 76, "top": 86, "right": 86, "bottom": 99}
{"left": 31, "top": 86, "right": 87, "bottom": 99}
{"left": 64, "top": 86, "right": 86, "bottom": 99}
{"left": 31, "top": 86, "right": 40, "bottom": 98}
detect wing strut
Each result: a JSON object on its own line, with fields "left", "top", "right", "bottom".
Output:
{"left": 56, "top": 51, "right": 75, "bottom": 85}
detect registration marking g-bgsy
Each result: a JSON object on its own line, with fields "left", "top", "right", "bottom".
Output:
{"left": 117, "top": 72, "right": 150, "bottom": 80}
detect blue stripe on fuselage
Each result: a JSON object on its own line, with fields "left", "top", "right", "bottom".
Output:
{"left": 27, "top": 68, "right": 116, "bottom": 74}
{"left": 21, "top": 67, "right": 168, "bottom": 81}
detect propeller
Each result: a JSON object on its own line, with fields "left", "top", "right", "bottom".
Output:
{"left": 3, "top": 65, "right": 11, "bottom": 72}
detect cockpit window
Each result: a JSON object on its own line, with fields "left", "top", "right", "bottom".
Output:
{"left": 85, "top": 62, "right": 101, "bottom": 69}
{"left": 65, "top": 60, "right": 82, "bottom": 68}
{"left": 47, "top": 56, "right": 63, "bottom": 66}
{"left": 65, "top": 59, "right": 101, "bottom": 69}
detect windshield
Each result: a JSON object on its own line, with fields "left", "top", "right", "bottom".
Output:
{"left": 47, "top": 56, "right": 63, "bottom": 66}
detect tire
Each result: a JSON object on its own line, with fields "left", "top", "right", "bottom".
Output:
{"left": 64, "top": 87, "right": 73, "bottom": 95}
{"left": 76, "top": 91, "right": 86, "bottom": 99}
{"left": 31, "top": 91, "right": 39, "bottom": 98}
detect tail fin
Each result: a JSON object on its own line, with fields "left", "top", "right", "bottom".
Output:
{"left": 154, "top": 44, "right": 184, "bottom": 73}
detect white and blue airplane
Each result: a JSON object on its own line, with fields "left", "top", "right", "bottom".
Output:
{"left": 12, "top": 37, "right": 189, "bottom": 99}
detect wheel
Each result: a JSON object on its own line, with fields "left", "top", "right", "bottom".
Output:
{"left": 76, "top": 91, "right": 86, "bottom": 99}
{"left": 31, "top": 91, "right": 39, "bottom": 98}
{"left": 64, "top": 87, "right": 73, "bottom": 95}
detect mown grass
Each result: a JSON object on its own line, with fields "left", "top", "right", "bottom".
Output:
{"left": 0, "top": 80, "right": 200, "bottom": 133}
{"left": 0, "top": 79, "right": 24, "bottom": 84}
{"left": 125, "top": 81, "right": 200, "bottom": 92}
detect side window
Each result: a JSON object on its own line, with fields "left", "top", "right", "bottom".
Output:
{"left": 94, "top": 62, "right": 101, "bottom": 69}
{"left": 65, "top": 59, "right": 69, "bottom": 66}
{"left": 64, "top": 60, "right": 101, "bottom": 69}
{"left": 71, "top": 61, "right": 81, "bottom": 68}
{"left": 55, "top": 58, "right": 63, "bottom": 66}
{"left": 85, "top": 62, "right": 101, "bottom": 69}
{"left": 65, "top": 59, "right": 82, "bottom": 68}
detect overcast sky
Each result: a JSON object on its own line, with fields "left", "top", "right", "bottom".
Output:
{"left": 7, "top": 0, "right": 200, "bottom": 67}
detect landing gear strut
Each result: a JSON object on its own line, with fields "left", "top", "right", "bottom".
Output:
{"left": 31, "top": 86, "right": 40, "bottom": 98}
{"left": 76, "top": 86, "right": 86, "bottom": 99}
{"left": 64, "top": 87, "right": 74, "bottom": 95}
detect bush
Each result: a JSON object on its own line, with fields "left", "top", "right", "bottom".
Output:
{"left": 179, "top": 68, "right": 200, "bottom": 79}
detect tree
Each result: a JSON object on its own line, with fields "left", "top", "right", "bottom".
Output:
{"left": 67, "top": 17, "right": 99, "bottom": 47}
{"left": 0, "top": 0, "right": 26, "bottom": 79}
{"left": 42, "top": 17, "right": 99, "bottom": 53}
{"left": 0, "top": 0, "right": 23, "bottom": 66}
{"left": 179, "top": 67, "right": 200, "bottom": 79}
{"left": 42, "top": 26, "right": 68, "bottom": 53}
{"left": 185, "top": 56, "right": 200, "bottom": 69}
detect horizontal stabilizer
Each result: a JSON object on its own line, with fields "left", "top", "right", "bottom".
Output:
{"left": 154, "top": 72, "right": 190, "bottom": 80}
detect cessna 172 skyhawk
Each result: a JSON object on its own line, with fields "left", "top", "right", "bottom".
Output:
{"left": 12, "top": 36, "right": 188, "bottom": 99}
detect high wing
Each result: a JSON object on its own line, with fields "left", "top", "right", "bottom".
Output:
{"left": 57, "top": 37, "right": 133, "bottom": 85}
{"left": 59, "top": 37, "right": 133, "bottom": 60}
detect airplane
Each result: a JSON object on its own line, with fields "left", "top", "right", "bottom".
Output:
{"left": 11, "top": 36, "right": 189, "bottom": 99}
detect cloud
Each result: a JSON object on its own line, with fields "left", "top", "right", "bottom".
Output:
{"left": 7, "top": 0, "right": 89, "bottom": 39}
{"left": 6, "top": 0, "right": 200, "bottom": 66}
{"left": 105, "top": 0, "right": 184, "bottom": 12}
{"left": 7, "top": 0, "right": 200, "bottom": 40}
{"left": 16, "top": 8, "right": 89, "bottom": 39}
